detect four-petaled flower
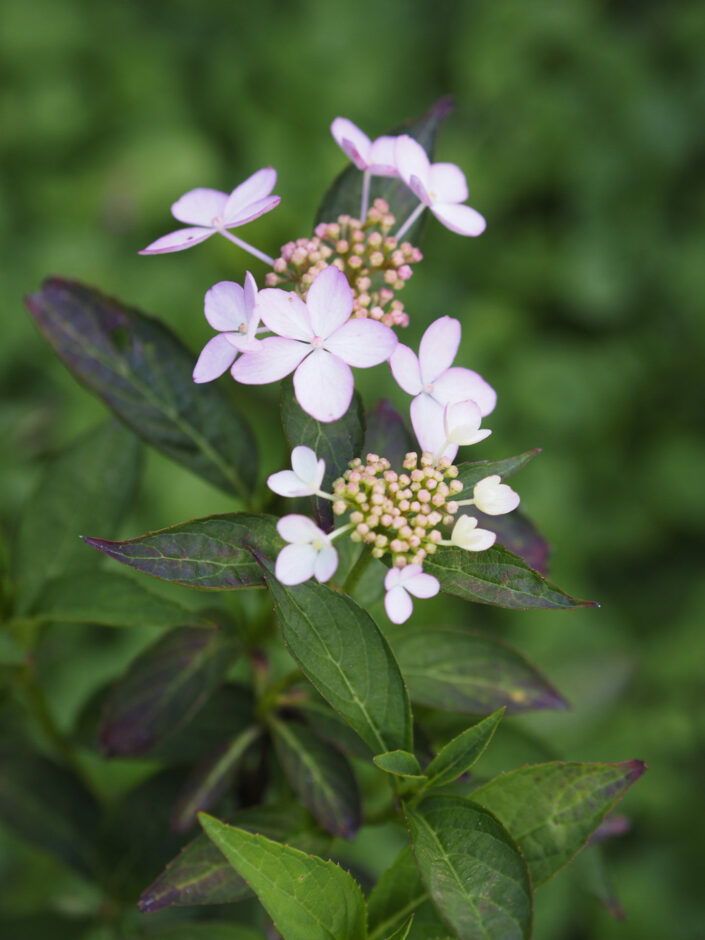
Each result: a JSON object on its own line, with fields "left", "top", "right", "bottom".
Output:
{"left": 331, "top": 118, "right": 399, "bottom": 176}
{"left": 232, "top": 265, "right": 398, "bottom": 423}
{"left": 139, "top": 168, "right": 280, "bottom": 254}
{"left": 193, "top": 272, "right": 261, "bottom": 384}
{"left": 275, "top": 515, "right": 339, "bottom": 586}
{"left": 473, "top": 475, "right": 520, "bottom": 515}
{"left": 450, "top": 515, "right": 496, "bottom": 551}
{"left": 390, "top": 316, "right": 496, "bottom": 457}
{"left": 267, "top": 446, "right": 326, "bottom": 498}
{"left": 384, "top": 565, "right": 440, "bottom": 624}
{"left": 396, "top": 136, "right": 486, "bottom": 237}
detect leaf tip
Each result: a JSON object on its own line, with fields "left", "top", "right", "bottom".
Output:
{"left": 624, "top": 759, "right": 648, "bottom": 782}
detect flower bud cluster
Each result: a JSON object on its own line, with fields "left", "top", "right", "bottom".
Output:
{"left": 331, "top": 451, "right": 464, "bottom": 567}
{"left": 264, "top": 199, "right": 422, "bottom": 328}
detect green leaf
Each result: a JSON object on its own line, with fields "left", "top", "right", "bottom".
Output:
{"left": 171, "top": 725, "right": 262, "bottom": 833}
{"left": 294, "top": 694, "right": 374, "bottom": 760}
{"left": 200, "top": 814, "right": 367, "bottom": 940}
{"left": 280, "top": 378, "right": 364, "bottom": 530}
{"left": 367, "top": 845, "right": 448, "bottom": 940}
{"left": 385, "top": 916, "right": 414, "bottom": 940}
{"left": 0, "top": 630, "right": 27, "bottom": 665}
{"left": 406, "top": 795, "right": 533, "bottom": 940}
{"left": 139, "top": 804, "right": 330, "bottom": 912}
{"left": 454, "top": 450, "right": 540, "bottom": 491}
{"left": 364, "top": 400, "right": 414, "bottom": 472}
{"left": 315, "top": 97, "right": 454, "bottom": 245}
{"left": 147, "top": 927, "right": 265, "bottom": 940}
{"left": 36, "top": 570, "right": 212, "bottom": 628}
{"left": 423, "top": 709, "right": 504, "bottom": 789}
{"left": 26, "top": 277, "right": 257, "bottom": 499}
{"left": 272, "top": 718, "right": 362, "bottom": 839}
{"left": 14, "top": 420, "right": 141, "bottom": 613}
{"left": 84, "top": 513, "right": 280, "bottom": 589}
{"left": 424, "top": 542, "right": 596, "bottom": 609}
{"left": 100, "top": 626, "right": 240, "bottom": 756}
{"left": 470, "top": 760, "right": 647, "bottom": 885}
{"left": 390, "top": 626, "right": 567, "bottom": 714}
{"left": 260, "top": 558, "right": 413, "bottom": 754}
{"left": 373, "top": 750, "right": 423, "bottom": 778}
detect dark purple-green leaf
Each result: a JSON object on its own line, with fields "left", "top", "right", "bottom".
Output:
{"left": 454, "top": 450, "right": 540, "bottom": 491}
{"left": 471, "top": 509, "right": 551, "bottom": 576}
{"left": 364, "top": 400, "right": 414, "bottom": 472}
{"left": 26, "top": 278, "right": 256, "bottom": 499}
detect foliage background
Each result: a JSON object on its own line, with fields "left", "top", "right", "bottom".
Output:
{"left": 1, "top": 0, "right": 703, "bottom": 937}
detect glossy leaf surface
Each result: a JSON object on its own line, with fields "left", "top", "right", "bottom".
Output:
{"left": 423, "top": 709, "right": 504, "bottom": 789}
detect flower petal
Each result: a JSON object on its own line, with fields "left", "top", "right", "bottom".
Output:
{"left": 204, "top": 281, "right": 247, "bottom": 331}
{"left": 224, "top": 194, "right": 281, "bottom": 227}
{"left": 331, "top": 118, "right": 371, "bottom": 169}
{"left": 384, "top": 568, "right": 402, "bottom": 591}
{"left": 293, "top": 349, "right": 354, "bottom": 423}
{"left": 139, "top": 227, "right": 214, "bottom": 255}
{"left": 396, "top": 136, "right": 431, "bottom": 191}
{"left": 267, "top": 470, "right": 315, "bottom": 498}
{"left": 255, "top": 288, "right": 313, "bottom": 341}
{"left": 275, "top": 543, "right": 317, "bottom": 585}
{"left": 367, "top": 136, "right": 399, "bottom": 177}
{"left": 451, "top": 515, "right": 496, "bottom": 551}
{"left": 443, "top": 400, "right": 491, "bottom": 447}
{"left": 385, "top": 585, "right": 413, "bottom": 624}
{"left": 224, "top": 168, "right": 277, "bottom": 219}
{"left": 325, "top": 319, "right": 398, "bottom": 367}
{"left": 192, "top": 334, "right": 238, "bottom": 384}
{"left": 277, "top": 514, "right": 323, "bottom": 544}
{"left": 410, "top": 394, "right": 446, "bottom": 456}
{"left": 428, "top": 163, "right": 468, "bottom": 204}
{"left": 389, "top": 344, "right": 423, "bottom": 396}
{"left": 432, "top": 367, "right": 497, "bottom": 416}
{"left": 419, "top": 316, "right": 461, "bottom": 385}
{"left": 231, "top": 337, "right": 309, "bottom": 384}
{"left": 306, "top": 266, "right": 353, "bottom": 337}
{"left": 291, "top": 446, "right": 324, "bottom": 489}
{"left": 473, "top": 475, "right": 520, "bottom": 515}
{"left": 431, "top": 202, "right": 487, "bottom": 237}
{"left": 404, "top": 572, "right": 440, "bottom": 600}
{"left": 171, "top": 189, "right": 227, "bottom": 226}
{"left": 314, "top": 545, "right": 338, "bottom": 583}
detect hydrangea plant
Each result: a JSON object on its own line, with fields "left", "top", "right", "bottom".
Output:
{"left": 10, "top": 100, "right": 645, "bottom": 939}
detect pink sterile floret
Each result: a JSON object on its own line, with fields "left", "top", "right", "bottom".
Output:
{"left": 384, "top": 565, "right": 440, "bottom": 624}
{"left": 193, "top": 272, "right": 261, "bottom": 384}
{"left": 139, "top": 168, "right": 280, "bottom": 254}
{"left": 275, "top": 515, "right": 338, "bottom": 586}
{"left": 331, "top": 118, "right": 399, "bottom": 177}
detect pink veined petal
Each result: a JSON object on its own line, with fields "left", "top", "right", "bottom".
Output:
{"left": 385, "top": 585, "right": 413, "bottom": 624}
{"left": 395, "top": 136, "right": 431, "bottom": 191}
{"left": 325, "top": 318, "right": 398, "bottom": 367}
{"left": 306, "top": 266, "right": 354, "bottom": 337}
{"left": 275, "top": 543, "right": 317, "bottom": 585}
{"left": 431, "top": 202, "right": 487, "bottom": 237}
{"left": 277, "top": 514, "right": 323, "bottom": 544}
{"left": 224, "top": 168, "right": 277, "bottom": 219}
{"left": 171, "top": 188, "right": 227, "bottom": 225}
{"left": 192, "top": 334, "right": 238, "bottom": 384}
{"left": 204, "top": 281, "right": 247, "bottom": 331}
{"left": 231, "top": 337, "right": 309, "bottom": 385}
{"left": 223, "top": 194, "right": 281, "bottom": 227}
{"left": 314, "top": 545, "right": 338, "bottom": 583}
{"left": 432, "top": 367, "right": 497, "bottom": 416}
{"left": 367, "top": 136, "right": 399, "bottom": 177}
{"left": 404, "top": 572, "right": 440, "bottom": 600}
{"left": 428, "top": 163, "right": 468, "bottom": 204}
{"left": 331, "top": 118, "right": 371, "bottom": 169}
{"left": 291, "top": 446, "right": 324, "bottom": 488}
{"left": 410, "top": 394, "right": 447, "bottom": 456}
{"left": 293, "top": 349, "right": 354, "bottom": 423}
{"left": 139, "top": 227, "right": 214, "bottom": 255}
{"left": 389, "top": 344, "right": 423, "bottom": 396}
{"left": 419, "top": 316, "right": 461, "bottom": 385}
{"left": 255, "top": 288, "right": 313, "bottom": 342}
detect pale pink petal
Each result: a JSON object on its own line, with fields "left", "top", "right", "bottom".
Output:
{"left": 331, "top": 118, "right": 371, "bottom": 170}
{"left": 224, "top": 194, "right": 281, "bottom": 227}
{"left": 291, "top": 446, "right": 325, "bottom": 489}
{"left": 314, "top": 545, "right": 338, "bottom": 583}
{"left": 404, "top": 572, "right": 440, "bottom": 600}
{"left": 231, "top": 337, "right": 309, "bottom": 384}
{"left": 277, "top": 514, "right": 322, "bottom": 544}
{"left": 325, "top": 319, "right": 397, "bottom": 367}
{"left": 306, "top": 266, "right": 353, "bottom": 337}
{"left": 255, "top": 289, "right": 313, "bottom": 341}
{"left": 224, "top": 332, "right": 261, "bottom": 352}
{"left": 385, "top": 585, "right": 413, "bottom": 624}
{"left": 395, "top": 136, "right": 431, "bottom": 191}
{"left": 171, "top": 188, "right": 227, "bottom": 225}
{"left": 418, "top": 317, "right": 461, "bottom": 385}
{"left": 431, "top": 202, "right": 487, "bottom": 237}
{"left": 275, "top": 543, "right": 317, "bottom": 585}
{"left": 428, "top": 164, "right": 468, "bottom": 204}
{"left": 432, "top": 367, "right": 497, "bottom": 416}
{"left": 437, "top": 441, "right": 459, "bottom": 464}
{"left": 473, "top": 476, "right": 520, "bottom": 515}
{"left": 389, "top": 344, "right": 423, "bottom": 396}
{"left": 408, "top": 175, "right": 431, "bottom": 205}
{"left": 410, "top": 394, "right": 446, "bottom": 456}
{"left": 192, "top": 334, "right": 238, "bottom": 384}
{"left": 384, "top": 568, "right": 402, "bottom": 591}
{"left": 243, "top": 271, "right": 258, "bottom": 321}
{"left": 293, "top": 349, "right": 354, "bottom": 423}
{"left": 268, "top": 469, "right": 310, "bottom": 497}
{"left": 224, "top": 168, "right": 277, "bottom": 219}
{"left": 204, "top": 281, "right": 247, "bottom": 331}
{"left": 367, "top": 136, "right": 399, "bottom": 176}
{"left": 139, "top": 227, "right": 214, "bottom": 255}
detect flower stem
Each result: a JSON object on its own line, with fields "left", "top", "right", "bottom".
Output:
{"left": 342, "top": 546, "right": 373, "bottom": 595}
{"left": 215, "top": 225, "right": 275, "bottom": 266}
{"left": 394, "top": 201, "right": 426, "bottom": 241}
{"left": 360, "top": 170, "right": 371, "bottom": 220}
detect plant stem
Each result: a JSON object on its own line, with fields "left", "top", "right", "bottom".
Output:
{"left": 342, "top": 546, "right": 374, "bottom": 595}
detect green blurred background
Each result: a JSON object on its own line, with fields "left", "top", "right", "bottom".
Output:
{"left": 1, "top": 0, "right": 704, "bottom": 936}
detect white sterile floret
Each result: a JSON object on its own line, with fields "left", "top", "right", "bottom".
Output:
{"left": 443, "top": 400, "right": 492, "bottom": 446}
{"left": 473, "top": 475, "right": 520, "bottom": 516}
{"left": 384, "top": 565, "right": 440, "bottom": 624}
{"left": 450, "top": 515, "right": 496, "bottom": 551}
{"left": 267, "top": 446, "right": 326, "bottom": 498}
{"left": 275, "top": 515, "right": 338, "bottom": 586}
